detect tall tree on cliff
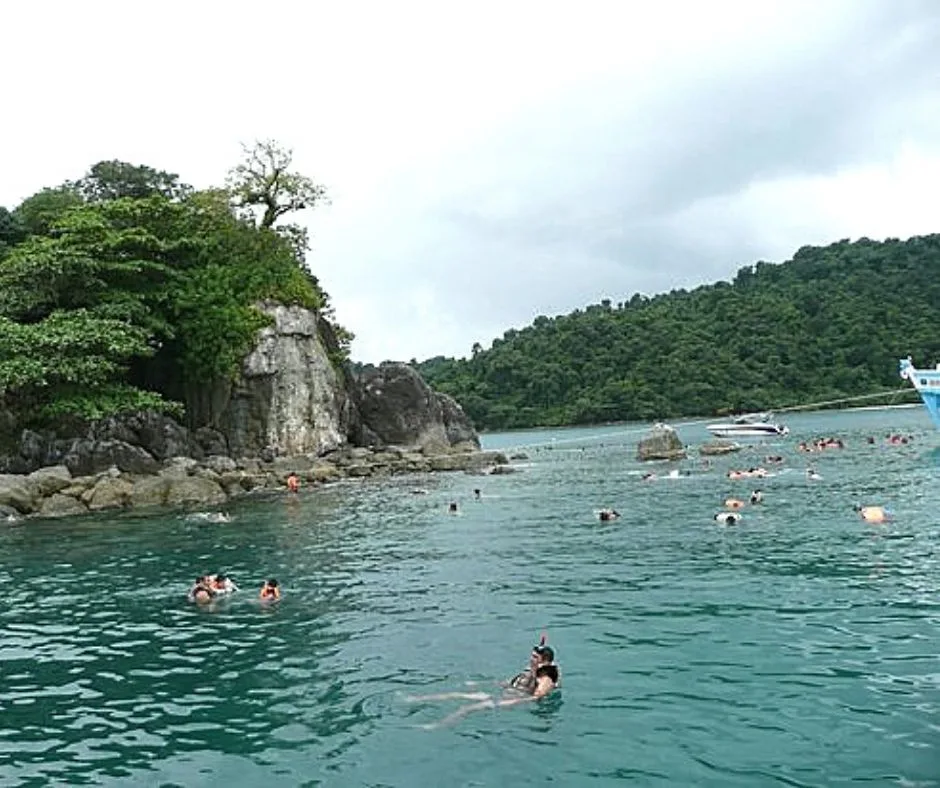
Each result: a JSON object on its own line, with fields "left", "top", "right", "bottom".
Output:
{"left": 226, "top": 140, "right": 329, "bottom": 231}
{"left": 225, "top": 140, "right": 353, "bottom": 357}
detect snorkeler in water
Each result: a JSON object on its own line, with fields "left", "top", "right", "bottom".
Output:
{"left": 406, "top": 634, "right": 560, "bottom": 727}
{"left": 259, "top": 578, "right": 281, "bottom": 600}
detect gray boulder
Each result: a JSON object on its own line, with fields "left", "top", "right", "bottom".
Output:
{"left": 352, "top": 363, "right": 479, "bottom": 453}
{"left": 39, "top": 494, "right": 88, "bottom": 518}
{"left": 204, "top": 455, "right": 237, "bottom": 474}
{"left": 0, "top": 474, "right": 38, "bottom": 514}
{"left": 165, "top": 476, "right": 226, "bottom": 507}
{"left": 699, "top": 439, "right": 742, "bottom": 456}
{"left": 65, "top": 440, "right": 161, "bottom": 477}
{"left": 129, "top": 476, "right": 171, "bottom": 508}
{"left": 637, "top": 423, "right": 687, "bottom": 461}
{"left": 27, "top": 465, "right": 73, "bottom": 496}
{"left": 86, "top": 477, "right": 133, "bottom": 510}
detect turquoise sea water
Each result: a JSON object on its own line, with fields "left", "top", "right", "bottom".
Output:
{"left": 1, "top": 407, "right": 939, "bottom": 787}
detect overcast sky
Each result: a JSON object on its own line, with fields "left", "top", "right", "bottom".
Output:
{"left": 3, "top": 0, "right": 939, "bottom": 363}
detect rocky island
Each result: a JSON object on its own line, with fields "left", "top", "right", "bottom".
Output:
{"left": 0, "top": 149, "right": 505, "bottom": 521}
{"left": 0, "top": 303, "right": 506, "bottom": 520}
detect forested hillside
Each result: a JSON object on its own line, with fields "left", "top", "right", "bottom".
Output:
{"left": 416, "top": 236, "right": 940, "bottom": 430}
{"left": 0, "top": 143, "right": 349, "bottom": 436}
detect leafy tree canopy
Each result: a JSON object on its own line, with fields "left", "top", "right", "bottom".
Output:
{"left": 0, "top": 142, "right": 346, "bottom": 430}
{"left": 416, "top": 235, "right": 940, "bottom": 430}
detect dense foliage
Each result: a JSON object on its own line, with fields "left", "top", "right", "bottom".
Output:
{"left": 0, "top": 144, "right": 345, "bottom": 430}
{"left": 416, "top": 236, "right": 940, "bottom": 430}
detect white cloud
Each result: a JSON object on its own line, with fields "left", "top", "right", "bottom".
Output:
{"left": 2, "top": 0, "right": 938, "bottom": 363}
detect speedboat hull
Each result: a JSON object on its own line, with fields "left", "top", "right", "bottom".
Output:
{"left": 900, "top": 357, "right": 940, "bottom": 429}
{"left": 707, "top": 424, "right": 789, "bottom": 438}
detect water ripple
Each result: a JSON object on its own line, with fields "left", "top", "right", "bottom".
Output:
{"left": 1, "top": 410, "right": 939, "bottom": 786}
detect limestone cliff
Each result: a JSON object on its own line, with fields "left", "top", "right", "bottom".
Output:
{"left": 216, "top": 302, "right": 351, "bottom": 459}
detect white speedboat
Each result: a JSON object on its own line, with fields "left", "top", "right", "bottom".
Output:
{"left": 706, "top": 412, "right": 789, "bottom": 439}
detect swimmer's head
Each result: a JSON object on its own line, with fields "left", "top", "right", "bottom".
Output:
{"left": 533, "top": 644, "right": 555, "bottom": 663}
{"left": 267, "top": 578, "right": 279, "bottom": 587}
{"left": 852, "top": 504, "right": 862, "bottom": 512}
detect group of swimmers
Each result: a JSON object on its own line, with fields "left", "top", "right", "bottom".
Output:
{"left": 798, "top": 437, "right": 845, "bottom": 452}
{"left": 187, "top": 574, "right": 281, "bottom": 604}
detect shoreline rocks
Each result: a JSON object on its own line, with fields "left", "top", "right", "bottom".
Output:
{"left": 0, "top": 446, "right": 511, "bottom": 521}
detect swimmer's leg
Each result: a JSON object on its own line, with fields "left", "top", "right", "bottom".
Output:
{"left": 422, "top": 698, "right": 496, "bottom": 728}
{"left": 403, "top": 691, "right": 491, "bottom": 703}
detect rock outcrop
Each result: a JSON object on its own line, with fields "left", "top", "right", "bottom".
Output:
{"left": 351, "top": 363, "right": 480, "bottom": 453}
{"left": 699, "top": 439, "right": 742, "bottom": 456}
{"left": 636, "top": 423, "right": 687, "bottom": 461}
{"left": 0, "top": 302, "right": 490, "bottom": 519}
{"left": 217, "top": 302, "right": 351, "bottom": 459}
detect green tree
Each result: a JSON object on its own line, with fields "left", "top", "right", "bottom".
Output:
{"left": 70, "top": 160, "right": 192, "bottom": 202}
{"left": 226, "top": 139, "right": 329, "bottom": 229}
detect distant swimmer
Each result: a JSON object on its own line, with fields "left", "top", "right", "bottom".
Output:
{"left": 448, "top": 502, "right": 459, "bottom": 514}
{"left": 750, "top": 490, "right": 764, "bottom": 504}
{"left": 724, "top": 498, "right": 746, "bottom": 510}
{"left": 259, "top": 578, "right": 281, "bottom": 601}
{"left": 599, "top": 508, "right": 621, "bottom": 521}
{"left": 714, "top": 512, "right": 742, "bottom": 525}
{"left": 854, "top": 504, "right": 892, "bottom": 524}
{"left": 806, "top": 468, "right": 822, "bottom": 481}
{"left": 411, "top": 488, "right": 429, "bottom": 495}
{"left": 474, "top": 488, "right": 481, "bottom": 499}
{"left": 211, "top": 573, "right": 238, "bottom": 595}
{"left": 286, "top": 472, "right": 300, "bottom": 493}
{"left": 188, "top": 576, "right": 214, "bottom": 604}
{"left": 185, "top": 511, "right": 231, "bottom": 523}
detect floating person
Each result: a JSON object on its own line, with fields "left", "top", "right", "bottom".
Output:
{"left": 259, "top": 578, "right": 281, "bottom": 601}
{"left": 473, "top": 488, "right": 482, "bottom": 500}
{"left": 184, "top": 511, "right": 231, "bottom": 523}
{"left": 187, "top": 576, "right": 215, "bottom": 604}
{"left": 854, "top": 504, "right": 892, "bottom": 524}
{"left": 598, "top": 508, "right": 621, "bottom": 521}
{"left": 286, "top": 472, "right": 300, "bottom": 493}
{"left": 806, "top": 468, "right": 822, "bottom": 481}
{"left": 714, "top": 511, "right": 742, "bottom": 525}
{"left": 724, "top": 498, "right": 746, "bottom": 510}
{"left": 448, "top": 502, "right": 459, "bottom": 514}
{"left": 211, "top": 573, "right": 238, "bottom": 595}
{"left": 407, "top": 635, "right": 561, "bottom": 727}
{"left": 750, "top": 490, "right": 764, "bottom": 504}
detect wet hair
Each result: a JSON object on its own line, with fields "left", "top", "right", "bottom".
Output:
{"left": 267, "top": 578, "right": 279, "bottom": 587}
{"left": 536, "top": 664, "right": 559, "bottom": 683}
{"left": 216, "top": 573, "right": 227, "bottom": 582}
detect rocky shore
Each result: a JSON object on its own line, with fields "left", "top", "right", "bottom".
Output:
{"left": 0, "top": 303, "right": 507, "bottom": 522}
{"left": 0, "top": 443, "right": 510, "bottom": 521}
